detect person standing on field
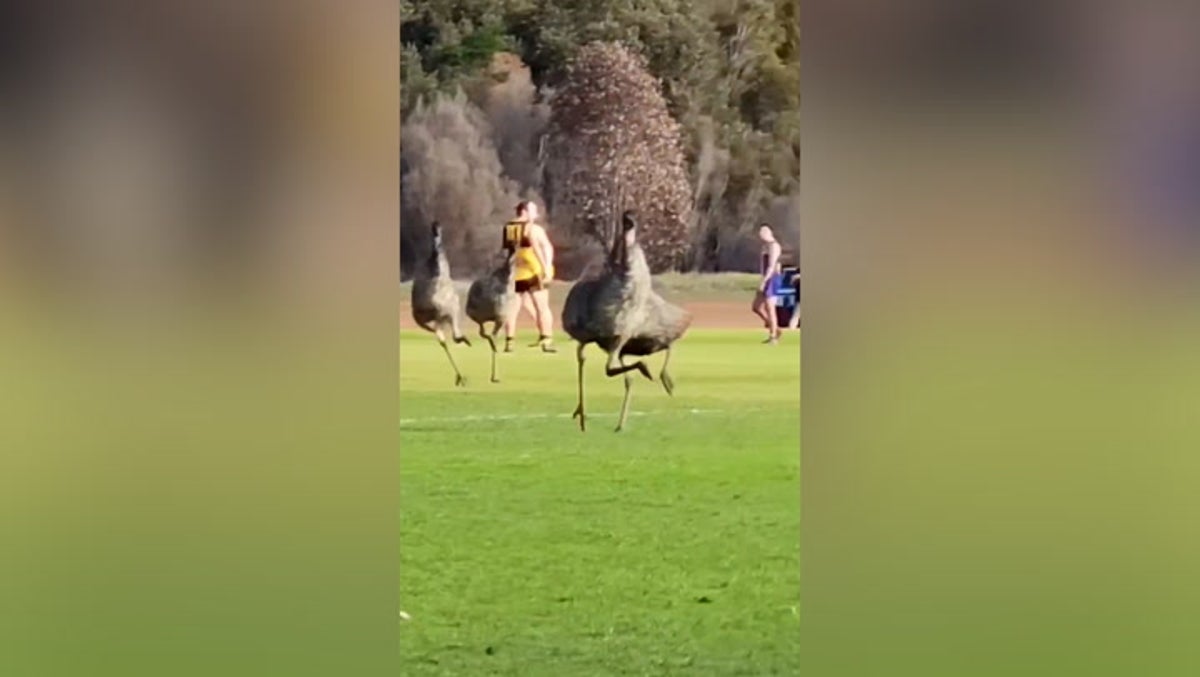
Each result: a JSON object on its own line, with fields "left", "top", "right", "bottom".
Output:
{"left": 751, "top": 223, "right": 784, "bottom": 344}
{"left": 501, "top": 200, "right": 558, "bottom": 353}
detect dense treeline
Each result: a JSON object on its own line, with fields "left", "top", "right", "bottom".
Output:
{"left": 401, "top": 0, "right": 799, "bottom": 278}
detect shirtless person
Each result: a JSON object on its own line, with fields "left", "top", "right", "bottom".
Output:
{"left": 751, "top": 223, "right": 784, "bottom": 344}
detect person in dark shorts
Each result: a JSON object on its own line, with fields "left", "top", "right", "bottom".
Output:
{"left": 501, "top": 201, "right": 557, "bottom": 352}
{"left": 772, "top": 265, "right": 801, "bottom": 330}
{"left": 786, "top": 269, "right": 800, "bottom": 329}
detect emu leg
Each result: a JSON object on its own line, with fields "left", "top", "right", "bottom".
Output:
{"left": 604, "top": 339, "right": 652, "bottom": 380}
{"left": 490, "top": 323, "right": 504, "bottom": 382}
{"left": 571, "top": 343, "right": 587, "bottom": 431}
{"left": 452, "top": 314, "right": 471, "bottom": 347}
{"left": 480, "top": 324, "right": 499, "bottom": 383}
{"left": 659, "top": 347, "right": 675, "bottom": 396}
{"left": 615, "top": 369, "right": 634, "bottom": 432}
{"left": 437, "top": 327, "right": 467, "bottom": 387}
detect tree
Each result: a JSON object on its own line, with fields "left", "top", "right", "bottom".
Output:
{"left": 401, "top": 44, "right": 437, "bottom": 119}
{"left": 543, "top": 42, "right": 692, "bottom": 272}
{"left": 400, "top": 90, "right": 524, "bottom": 276}
{"left": 401, "top": 0, "right": 801, "bottom": 273}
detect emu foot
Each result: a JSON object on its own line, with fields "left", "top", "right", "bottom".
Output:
{"left": 660, "top": 370, "right": 675, "bottom": 396}
{"left": 454, "top": 374, "right": 467, "bottom": 387}
{"left": 454, "top": 336, "right": 472, "bottom": 347}
{"left": 635, "top": 362, "right": 652, "bottom": 381}
{"left": 572, "top": 404, "right": 586, "bottom": 432}
{"left": 614, "top": 410, "right": 631, "bottom": 432}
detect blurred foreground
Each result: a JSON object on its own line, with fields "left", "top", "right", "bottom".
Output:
{"left": 0, "top": 2, "right": 399, "bottom": 674}
{"left": 803, "top": 1, "right": 1200, "bottom": 674}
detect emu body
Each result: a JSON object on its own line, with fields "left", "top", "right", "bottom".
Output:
{"left": 561, "top": 212, "right": 690, "bottom": 431}
{"left": 466, "top": 250, "right": 518, "bottom": 382}
{"left": 411, "top": 222, "right": 471, "bottom": 386}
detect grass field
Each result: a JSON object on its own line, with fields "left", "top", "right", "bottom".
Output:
{"left": 399, "top": 327, "right": 800, "bottom": 675}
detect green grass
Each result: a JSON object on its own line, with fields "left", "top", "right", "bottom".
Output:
{"left": 400, "top": 329, "right": 800, "bottom": 675}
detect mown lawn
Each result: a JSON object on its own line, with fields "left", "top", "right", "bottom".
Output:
{"left": 400, "top": 329, "right": 800, "bottom": 675}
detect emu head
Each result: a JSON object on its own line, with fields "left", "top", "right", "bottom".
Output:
{"left": 427, "top": 221, "right": 447, "bottom": 275}
{"left": 621, "top": 210, "right": 638, "bottom": 238}
{"left": 611, "top": 210, "right": 639, "bottom": 264}
{"left": 430, "top": 221, "right": 443, "bottom": 251}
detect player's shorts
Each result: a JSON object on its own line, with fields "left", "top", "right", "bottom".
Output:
{"left": 515, "top": 276, "right": 546, "bottom": 293}
{"left": 761, "top": 273, "right": 786, "bottom": 298}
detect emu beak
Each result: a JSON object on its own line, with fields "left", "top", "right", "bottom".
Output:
{"left": 621, "top": 211, "right": 639, "bottom": 248}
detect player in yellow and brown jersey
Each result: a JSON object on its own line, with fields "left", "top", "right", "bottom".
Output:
{"left": 501, "top": 201, "right": 557, "bottom": 352}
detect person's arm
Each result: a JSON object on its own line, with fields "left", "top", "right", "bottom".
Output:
{"left": 533, "top": 226, "right": 555, "bottom": 280}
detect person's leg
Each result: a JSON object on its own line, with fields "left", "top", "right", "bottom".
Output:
{"left": 526, "top": 292, "right": 543, "bottom": 346}
{"left": 504, "top": 290, "right": 530, "bottom": 351}
{"left": 532, "top": 287, "right": 557, "bottom": 352}
{"left": 764, "top": 295, "right": 779, "bottom": 343}
{"left": 519, "top": 279, "right": 539, "bottom": 326}
{"left": 521, "top": 294, "right": 537, "bottom": 322}
{"left": 751, "top": 291, "right": 769, "bottom": 326}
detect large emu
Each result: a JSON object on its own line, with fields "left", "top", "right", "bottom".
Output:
{"left": 562, "top": 211, "right": 691, "bottom": 431}
{"left": 465, "top": 247, "right": 518, "bottom": 383}
{"left": 411, "top": 222, "right": 471, "bottom": 386}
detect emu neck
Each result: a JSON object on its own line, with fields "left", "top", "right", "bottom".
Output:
{"left": 429, "top": 245, "right": 448, "bottom": 278}
{"left": 498, "top": 253, "right": 516, "bottom": 282}
{"left": 608, "top": 231, "right": 625, "bottom": 266}
{"left": 609, "top": 233, "right": 642, "bottom": 272}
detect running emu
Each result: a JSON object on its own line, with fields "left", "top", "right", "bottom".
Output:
{"left": 465, "top": 247, "right": 518, "bottom": 383}
{"left": 411, "top": 222, "right": 471, "bottom": 386}
{"left": 562, "top": 211, "right": 692, "bottom": 431}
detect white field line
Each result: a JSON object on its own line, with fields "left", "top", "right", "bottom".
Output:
{"left": 397, "top": 408, "right": 744, "bottom": 426}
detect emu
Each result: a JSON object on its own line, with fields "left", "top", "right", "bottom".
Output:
{"left": 465, "top": 247, "right": 518, "bottom": 383}
{"left": 410, "top": 222, "right": 471, "bottom": 386}
{"left": 562, "top": 211, "right": 691, "bottom": 431}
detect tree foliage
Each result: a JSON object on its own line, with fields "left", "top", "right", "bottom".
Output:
{"left": 400, "top": 90, "right": 525, "bottom": 276}
{"left": 401, "top": 0, "right": 800, "bottom": 275}
{"left": 544, "top": 42, "right": 692, "bottom": 272}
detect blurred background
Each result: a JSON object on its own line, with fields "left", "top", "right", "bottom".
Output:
{"left": 802, "top": 1, "right": 1200, "bottom": 674}
{"left": 0, "top": 2, "right": 398, "bottom": 674}
{"left": 0, "top": 1, "right": 395, "bottom": 309}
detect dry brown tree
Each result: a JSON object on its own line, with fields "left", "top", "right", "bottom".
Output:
{"left": 543, "top": 41, "right": 692, "bottom": 273}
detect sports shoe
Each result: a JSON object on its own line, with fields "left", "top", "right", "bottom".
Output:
{"left": 535, "top": 335, "right": 557, "bottom": 353}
